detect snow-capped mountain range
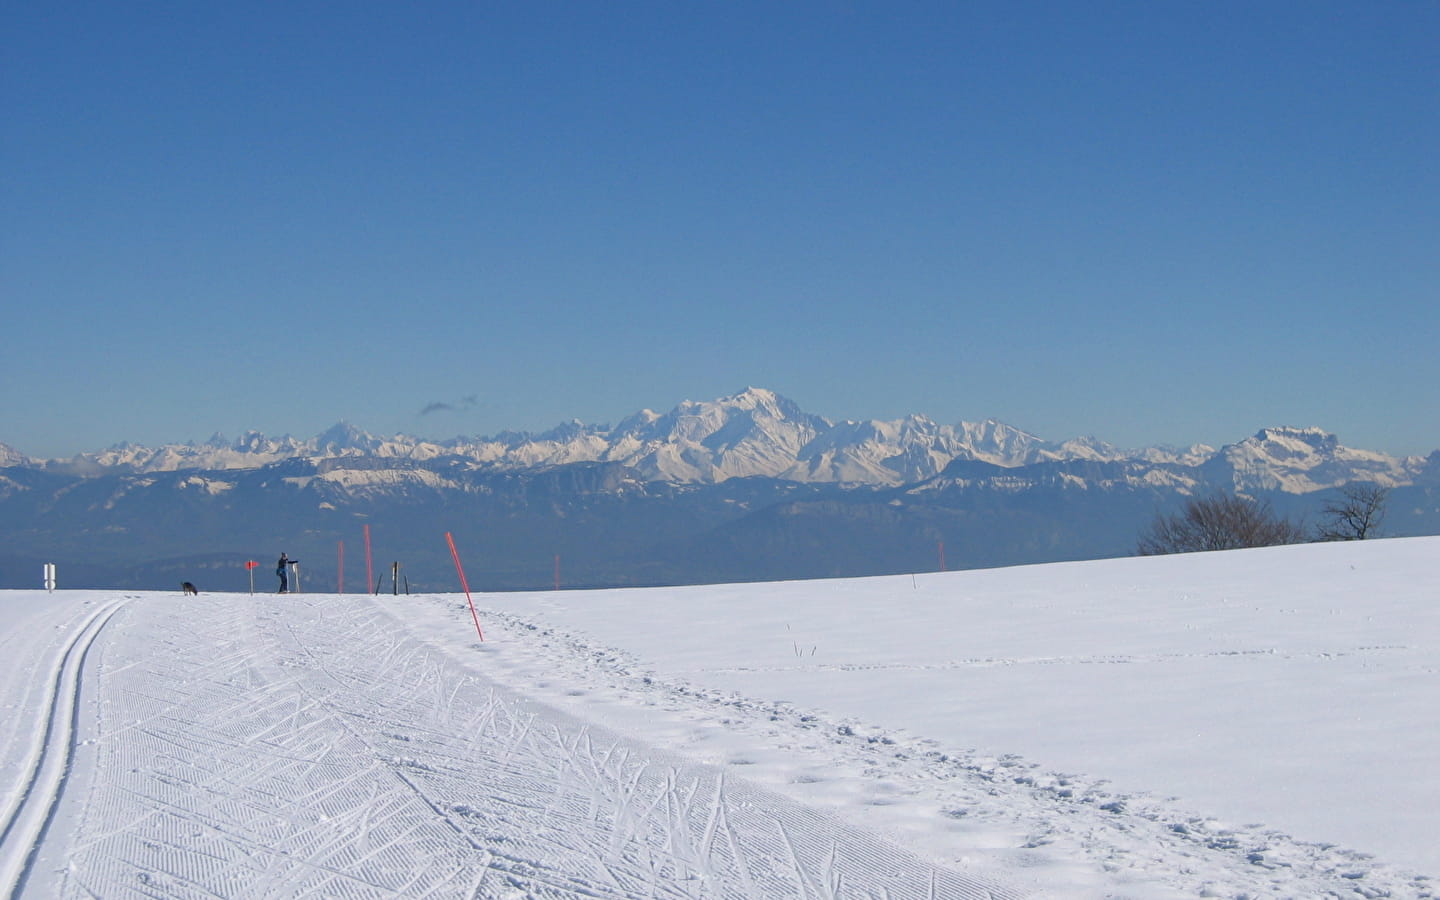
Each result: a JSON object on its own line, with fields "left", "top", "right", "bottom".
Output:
{"left": 4, "top": 387, "right": 1432, "bottom": 494}
{"left": 3, "top": 388, "right": 1438, "bottom": 592}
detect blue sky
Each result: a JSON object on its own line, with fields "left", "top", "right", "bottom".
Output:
{"left": 3, "top": 1, "right": 1436, "bottom": 458}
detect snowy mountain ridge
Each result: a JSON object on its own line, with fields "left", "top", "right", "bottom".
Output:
{"left": 13, "top": 387, "right": 1432, "bottom": 494}
{"left": 0, "top": 442, "right": 29, "bottom": 468}
{"left": 4, "top": 392, "right": 1438, "bottom": 592}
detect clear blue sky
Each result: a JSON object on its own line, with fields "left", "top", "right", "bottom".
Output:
{"left": 3, "top": 1, "right": 1436, "bottom": 459}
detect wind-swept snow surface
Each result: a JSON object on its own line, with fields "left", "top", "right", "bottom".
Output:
{"left": 2, "top": 538, "right": 1437, "bottom": 898}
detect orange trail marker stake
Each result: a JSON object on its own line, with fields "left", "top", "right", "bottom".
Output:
{"left": 445, "top": 532, "right": 484, "bottom": 641}
{"left": 363, "top": 524, "right": 374, "bottom": 596}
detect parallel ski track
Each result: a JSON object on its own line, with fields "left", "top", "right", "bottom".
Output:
{"left": 0, "top": 597, "right": 128, "bottom": 899}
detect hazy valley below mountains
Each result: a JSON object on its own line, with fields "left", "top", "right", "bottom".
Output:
{"left": 2, "top": 388, "right": 1437, "bottom": 591}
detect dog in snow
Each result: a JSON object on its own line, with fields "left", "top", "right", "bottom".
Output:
{"left": 181, "top": 582, "right": 198, "bottom": 595}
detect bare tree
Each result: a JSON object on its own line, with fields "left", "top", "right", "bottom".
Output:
{"left": 1138, "top": 493, "right": 1306, "bottom": 555}
{"left": 1315, "top": 483, "right": 1389, "bottom": 541}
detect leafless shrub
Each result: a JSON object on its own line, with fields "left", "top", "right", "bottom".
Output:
{"left": 1138, "top": 493, "right": 1306, "bottom": 555}
{"left": 1315, "top": 483, "right": 1389, "bottom": 541}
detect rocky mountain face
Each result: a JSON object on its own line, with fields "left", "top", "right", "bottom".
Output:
{"left": 0, "top": 442, "right": 30, "bottom": 468}
{"left": 2, "top": 389, "right": 1436, "bottom": 591}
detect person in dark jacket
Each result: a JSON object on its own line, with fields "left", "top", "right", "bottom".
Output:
{"left": 277, "top": 553, "right": 298, "bottom": 593}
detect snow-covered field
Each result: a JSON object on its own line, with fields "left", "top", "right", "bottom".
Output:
{"left": 1, "top": 538, "right": 1436, "bottom": 898}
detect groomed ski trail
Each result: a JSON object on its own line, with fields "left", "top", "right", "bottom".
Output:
{"left": 0, "top": 596, "right": 129, "bottom": 899}
{"left": 26, "top": 591, "right": 1023, "bottom": 899}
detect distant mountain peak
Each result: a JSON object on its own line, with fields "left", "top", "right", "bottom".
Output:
{"left": 1217, "top": 425, "right": 1410, "bottom": 492}
{"left": 317, "top": 421, "right": 379, "bottom": 452}
{"left": 1251, "top": 425, "right": 1337, "bottom": 443}
{"left": 724, "top": 385, "right": 778, "bottom": 404}
{"left": 0, "top": 441, "right": 29, "bottom": 467}
{"left": 1232, "top": 426, "right": 1343, "bottom": 460}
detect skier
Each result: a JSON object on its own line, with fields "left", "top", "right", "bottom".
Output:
{"left": 277, "top": 552, "right": 298, "bottom": 593}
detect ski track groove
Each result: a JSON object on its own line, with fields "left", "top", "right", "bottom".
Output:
{"left": 16, "top": 592, "right": 1022, "bottom": 899}
{"left": 0, "top": 596, "right": 129, "bottom": 900}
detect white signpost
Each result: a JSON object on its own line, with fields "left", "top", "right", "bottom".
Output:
{"left": 43, "top": 563, "right": 56, "bottom": 593}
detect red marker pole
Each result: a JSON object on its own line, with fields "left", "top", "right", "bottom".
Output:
{"left": 363, "top": 524, "right": 374, "bottom": 596}
{"left": 445, "top": 532, "right": 484, "bottom": 641}
{"left": 937, "top": 540, "right": 947, "bottom": 572}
